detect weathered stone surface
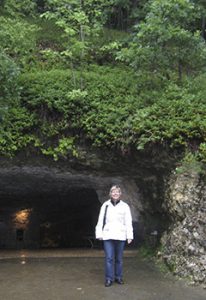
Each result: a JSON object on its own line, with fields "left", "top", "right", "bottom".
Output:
{"left": 161, "top": 170, "right": 206, "bottom": 286}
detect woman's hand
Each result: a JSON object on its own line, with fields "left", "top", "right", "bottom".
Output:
{"left": 127, "top": 239, "right": 132, "bottom": 244}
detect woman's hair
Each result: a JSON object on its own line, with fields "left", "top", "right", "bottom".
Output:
{"left": 109, "top": 185, "right": 122, "bottom": 196}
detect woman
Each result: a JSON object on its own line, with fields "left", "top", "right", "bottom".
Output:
{"left": 95, "top": 185, "right": 133, "bottom": 287}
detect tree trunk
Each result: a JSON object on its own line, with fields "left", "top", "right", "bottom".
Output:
{"left": 178, "top": 61, "right": 182, "bottom": 82}
{"left": 202, "top": 16, "right": 206, "bottom": 39}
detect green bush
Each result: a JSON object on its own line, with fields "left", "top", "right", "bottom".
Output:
{"left": 0, "top": 16, "right": 38, "bottom": 67}
{"left": 0, "top": 51, "right": 20, "bottom": 112}
{"left": 0, "top": 66, "right": 139, "bottom": 158}
{"left": 0, "top": 106, "right": 37, "bottom": 157}
{"left": 1, "top": 66, "right": 206, "bottom": 162}
{"left": 1, "top": 0, "right": 37, "bottom": 17}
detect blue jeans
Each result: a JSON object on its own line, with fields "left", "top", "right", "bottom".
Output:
{"left": 103, "top": 239, "right": 126, "bottom": 281}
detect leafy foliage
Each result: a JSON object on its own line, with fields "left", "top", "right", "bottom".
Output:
{"left": 40, "top": 0, "right": 111, "bottom": 65}
{"left": 0, "top": 52, "right": 20, "bottom": 100}
{"left": 1, "top": 67, "right": 206, "bottom": 161}
{"left": 0, "top": 16, "right": 39, "bottom": 66}
{"left": 0, "top": 106, "right": 37, "bottom": 157}
{"left": 0, "top": 51, "right": 20, "bottom": 117}
{"left": 0, "top": 0, "right": 206, "bottom": 164}
{"left": 0, "top": 0, "right": 37, "bottom": 17}
{"left": 129, "top": 84, "right": 206, "bottom": 151}
{"left": 118, "top": 0, "right": 206, "bottom": 84}
{"left": 0, "top": 66, "right": 139, "bottom": 158}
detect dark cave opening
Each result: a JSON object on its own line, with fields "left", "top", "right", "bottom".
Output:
{"left": 0, "top": 188, "right": 101, "bottom": 249}
{"left": 0, "top": 166, "right": 169, "bottom": 251}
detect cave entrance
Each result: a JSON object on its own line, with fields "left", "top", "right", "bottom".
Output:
{"left": 0, "top": 188, "right": 101, "bottom": 249}
{"left": 38, "top": 188, "right": 101, "bottom": 249}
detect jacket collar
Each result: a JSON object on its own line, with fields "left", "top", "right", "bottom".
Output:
{"left": 110, "top": 199, "right": 120, "bottom": 206}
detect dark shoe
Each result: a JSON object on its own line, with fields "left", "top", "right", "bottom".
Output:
{"left": 105, "top": 280, "right": 112, "bottom": 287}
{"left": 115, "top": 279, "right": 124, "bottom": 284}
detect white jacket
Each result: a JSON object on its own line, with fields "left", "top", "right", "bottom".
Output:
{"left": 95, "top": 200, "right": 133, "bottom": 241}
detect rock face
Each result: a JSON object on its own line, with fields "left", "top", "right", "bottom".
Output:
{"left": 161, "top": 171, "right": 206, "bottom": 286}
{"left": 0, "top": 150, "right": 172, "bottom": 249}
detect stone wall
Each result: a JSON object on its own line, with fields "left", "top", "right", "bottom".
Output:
{"left": 161, "top": 170, "right": 206, "bottom": 286}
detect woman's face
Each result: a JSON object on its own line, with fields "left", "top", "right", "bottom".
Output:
{"left": 110, "top": 188, "right": 121, "bottom": 201}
